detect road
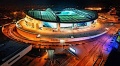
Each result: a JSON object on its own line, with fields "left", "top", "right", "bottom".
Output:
{"left": 2, "top": 19, "right": 120, "bottom": 66}
{"left": 53, "top": 23, "right": 119, "bottom": 66}
{"left": 70, "top": 23, "right": 119, "bottom": 66}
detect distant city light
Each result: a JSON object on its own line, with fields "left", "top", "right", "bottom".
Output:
{"left": 85, "top": 7, "right": 102, "bottom": 10}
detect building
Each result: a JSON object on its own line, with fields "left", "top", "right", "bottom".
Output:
{"left": 0, "top": 40, "right": 32, "bottom": 66}
{"left": 2, "top": 8, "right": 108, "bottom": 48}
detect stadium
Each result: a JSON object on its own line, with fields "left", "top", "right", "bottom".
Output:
{"left": 2, "top": 8, "right": 108, "bottom": 46}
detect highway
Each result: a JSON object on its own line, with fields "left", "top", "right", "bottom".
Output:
{"left": 73, "top": 23, "right": 118, "bottom": 66}
{"left": 52, "top": 23, "right": 119, "bottom": 66}
{"left": 3, "top": 23, "right": 119, "bottom": 66}
{"left": 2, "top": 18, "right": 120, "bottom": 66}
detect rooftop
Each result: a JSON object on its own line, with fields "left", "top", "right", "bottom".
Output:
{"left": 0, "top": 40, "right": 29, "bottom": 65}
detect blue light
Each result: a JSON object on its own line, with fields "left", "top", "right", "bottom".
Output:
{"left": 43, "top": 22, "right": 57, "bottom": 28}
{"left": 59, "top": 11, "right": 76, "bottom": 15}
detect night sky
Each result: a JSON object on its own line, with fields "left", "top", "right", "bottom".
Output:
{"left": 0, "top": 0, "right": 120, "bottom": 8}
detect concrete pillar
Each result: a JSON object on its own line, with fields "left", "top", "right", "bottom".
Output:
{"left": 73, "top": 23, "right": 74, "bottom": 27}
{"left": 39, "top": 21, "right": 43, "bottom": 27}
{"left": 32, "top": 23, "right": 34, "bottom": 28}
{"left": 36, "top": 23, "right": 39, "bottom": 29}
{"left": 57, "top": 23, "right": 60, "bottom": 32}
{"left": 34, "top": 23, "right": 39, "bottom": 29}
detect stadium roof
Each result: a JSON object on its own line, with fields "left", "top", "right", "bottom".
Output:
{"left": 25, "top": 8, "right": 98, "bottom": 23}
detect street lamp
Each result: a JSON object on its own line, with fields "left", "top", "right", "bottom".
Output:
{"left": 37, "top": 34, "right": 41, "bottom": 52}
{"left": 38, "top": 44, "right": 41, "bottom": 52}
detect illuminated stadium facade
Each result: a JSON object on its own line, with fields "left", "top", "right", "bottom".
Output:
{"left": 2, "top": 8, "right": 108, "bottom": 46}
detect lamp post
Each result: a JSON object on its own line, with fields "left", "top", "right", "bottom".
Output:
{"left": 37, "top": 34, "right": 41, "bottom": 52}
{"left": 38, "top": 44, "right": 41, "bottom": 52}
